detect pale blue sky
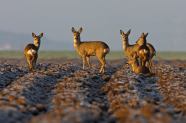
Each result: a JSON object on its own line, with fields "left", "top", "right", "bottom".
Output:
{"left": 0, "top": 0, "right": 185, "bottom": 51}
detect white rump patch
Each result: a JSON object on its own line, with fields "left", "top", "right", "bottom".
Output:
{"left": 27, "top": 49, "right": 36, "bottom": 55}
{"left": 144, "top": 50, "right": 148, "bottom": 54}
{"left": 139, "top": 49, "right": 148, "bottom": 54}
{"left": 104, "top": 48, "right": 110, "bottom": 53}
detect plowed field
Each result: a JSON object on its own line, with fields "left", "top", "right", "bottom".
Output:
{"left": 0, "top": 59, "right": 185, "bottom": 123}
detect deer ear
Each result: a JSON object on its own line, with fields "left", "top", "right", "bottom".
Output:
{"left": 72, "top": 27, "right": 76, "bottom": 33}
{"left": 78, "top": 27, "right": 82, "bottom": 34}
{"left": 120, "top": 30, "right": 124, "bottom": 36}
{"left": 126, "top": 29, "right": 131, "bottom": 36}
{"left": 39, "top": 33, "right": 43, "bottom": 38}
{"left": 141, "top": 33, "right": 145, "bottom": 37}
{"left": 145, "top": 33, "right": 148, "bottom": 37}
{"left": 32, "top": 33, "right": 36, "bottom": 38}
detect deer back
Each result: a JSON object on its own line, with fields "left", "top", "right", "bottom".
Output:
{"left": 78, "top": 41, "right": 109, "bottom": 56}
{"left": 124, "top": 44, "right": 140, "bottom": 59}
{"left": 24, "top": 44, "right": 38, "bottom": 57}
{"left": 146, "top": 43, "right": 156, "bottom": 57}
{"left": 138, "top": 45, "right": 150, "bottom": 56}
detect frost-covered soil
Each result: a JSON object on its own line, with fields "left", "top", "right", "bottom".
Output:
{"left": 0, "top": 58, "right": 185, "bottom": 123}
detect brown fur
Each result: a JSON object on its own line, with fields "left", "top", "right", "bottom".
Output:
{"left": 71, "top": 27, "right": 110, "bottom": 73}
{"left": 120, "top": 29, "right": 140, "bottom": 59}
{"left": 24, "top": 33, "right": 43, "bottom": 72}
{"left": 127, "top": 52, "right": 150, "bottom": 74}
{"left": 120, "top": 31, "right": 153, "bottom": 72}
{"left": 138, "top": 45, "right": 150, "bottom": 67}
{"left": 136, "top": 33, "right": 156, "bottom": 71}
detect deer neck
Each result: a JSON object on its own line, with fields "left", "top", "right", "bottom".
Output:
{"left": 122, "top": 39, "right": 129, "bottom": 51}
{"left": 137, "top": 38, "right": 146, "bottom": 46}
{"left": 74, "top": 38, "right": 81, "bottom": 51}
{"left": 34, "top": 42, "right": 40, "bottom": 51}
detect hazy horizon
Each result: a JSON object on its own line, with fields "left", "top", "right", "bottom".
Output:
{"left": 0, "top": 0, "right": 185, "bottom": 51}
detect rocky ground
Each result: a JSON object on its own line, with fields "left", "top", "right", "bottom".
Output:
{"left": 0, "top": 58, "right": 185, "bottom": 123}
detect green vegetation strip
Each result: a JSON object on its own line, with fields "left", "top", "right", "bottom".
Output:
{"left": 0, "top": 50, "right": 185, "bottom": 60}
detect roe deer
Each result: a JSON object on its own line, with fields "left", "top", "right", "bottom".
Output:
{"left": 120, "top": 30, "right": 154, "bottom": 71}
{"left": 138, "top": 44, "right": 150, "bottom": 67}
{"left": 127, "top": 52, "right": 150, "bottom": 74}
{"left": 71, "top": 27, "right": 110, "bottom": 73}
{"left": 136, "top": 33, "right": 156, "bottom": 71}
{"left": 120, "top": 29, "right": 140, "bottom": 59}
{"left": 24, "top": 33, "right": 43, "bottom": 72}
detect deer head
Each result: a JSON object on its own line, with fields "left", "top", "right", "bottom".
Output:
{"left": 136, "top": 33, "right": 148, "bottom": 46}
{"left": 32, "top": 33, "right": 43, "bottom": 47}
{"left": 71, "top": 27, "right": 82, "bottom": 42}
{"left": 120, "top": 29, "right": 131, "bottom": 43}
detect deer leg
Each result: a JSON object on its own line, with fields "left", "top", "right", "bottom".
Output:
{"left": 98, "top": 56, "right": 105, "bottom": 73}
{"left": 30, "top": 59, "right": 34, "bottom": 71}
{"left": 26, "top": 55, "right": 32, "bottom": 72}
{"left": 32, "top": 55, "right": 37, "bottom": 70}
{"left": 148, "top": 58, "right": 152, "bottom": 72}
{"left": 33, "top": 54, "right": 38, "bottom": 71}
{"left": 145, "top": 61, "right": 149, "bottom": 67}
{"left": 145, "top": 61, "right": 150, "bottom": 71}
{"left": 82, "top": 56, "right": 86, "bottom": 69}
{"left": 27, "top": 59, "right": 31, "bottom": 72}
{"left": 33, "top": 59, "right": 37, "bottom": 70}
{"left": 86, "top": 56, "right": 91, "bottom": 69}
{"left": 142, "top": 55, "right": 148, "bottom": 67}
{"left": 142, "top": 57, "right": 147, "bottom": 67}
{"left": 142, "top": 60, "right": 144, "bottom": 66}
{"left": 139, "top": 57, "right": 143, "bottom": 66}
